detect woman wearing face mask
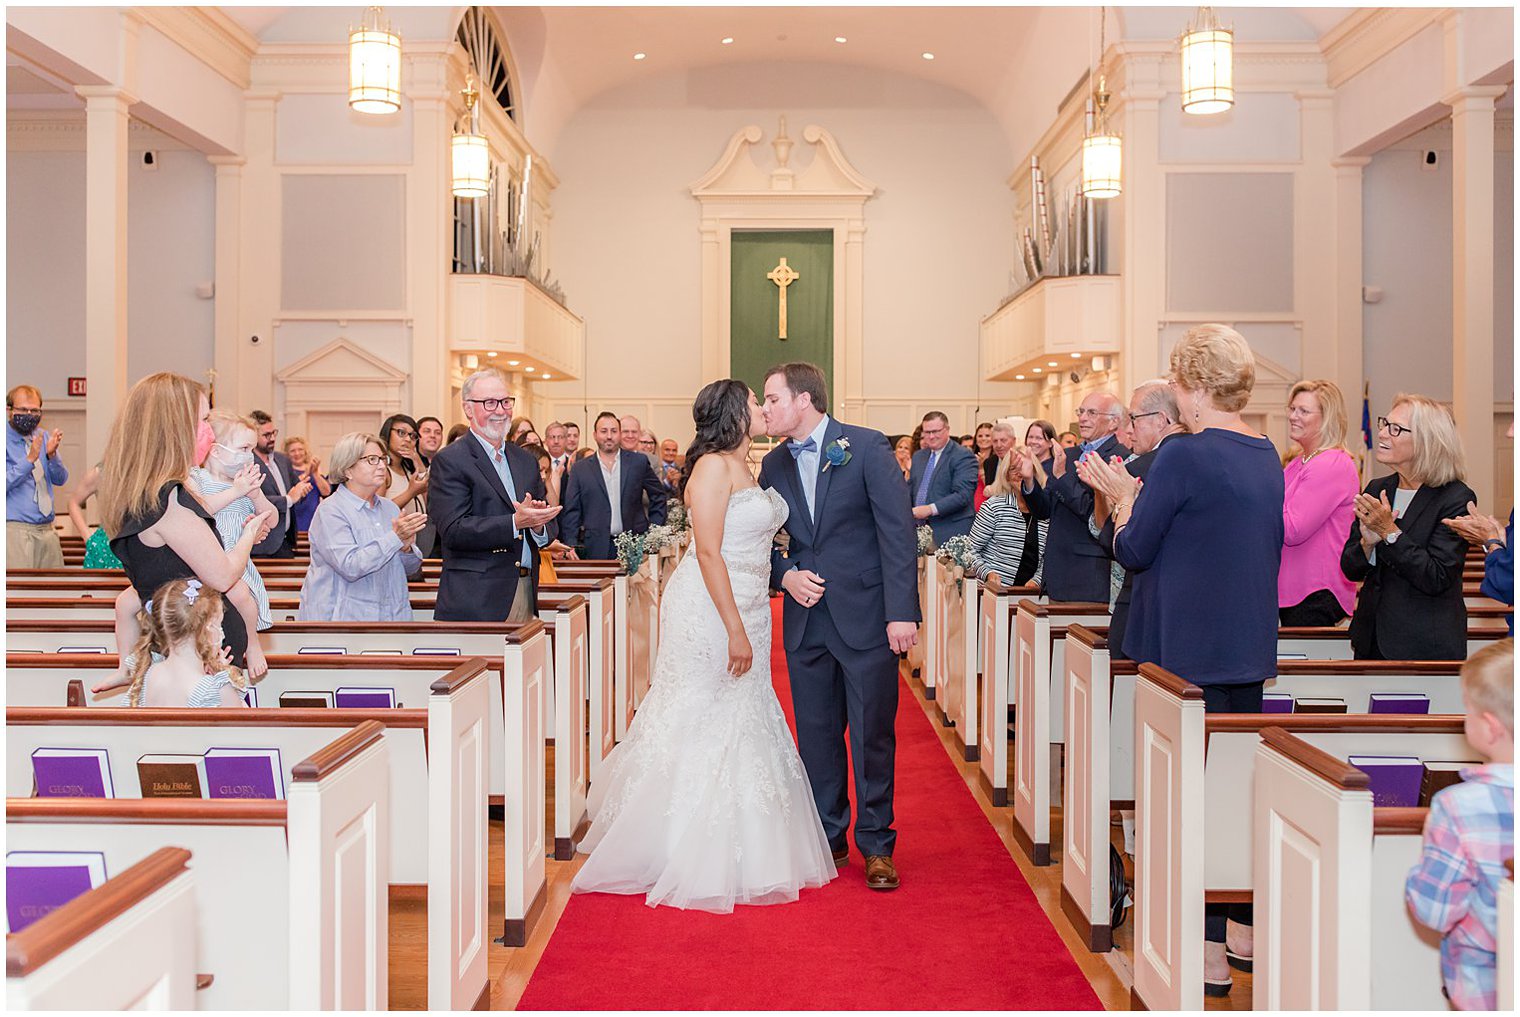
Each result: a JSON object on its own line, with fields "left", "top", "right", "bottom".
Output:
{"left": 187, "top": 410, "right": 278, "bottom": 631}
{"left": 97, "top": 373, "right": 275, "bottom": 693}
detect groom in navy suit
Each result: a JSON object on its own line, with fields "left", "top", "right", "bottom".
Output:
{"left": 758, "top": 362, "right": 920, "bottom": 891}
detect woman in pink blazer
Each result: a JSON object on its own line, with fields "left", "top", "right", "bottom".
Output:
{"left": 1279, "top": 380, "right": 1360, "bottom": 626}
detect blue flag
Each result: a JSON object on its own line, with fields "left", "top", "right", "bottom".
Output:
{"left": 1361, "top": 382, "right": 1372, "bottom": 450}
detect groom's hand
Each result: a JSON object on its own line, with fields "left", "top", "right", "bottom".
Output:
{"left": 887, "top": 621, "right": 918, "bottom": 655}
{"left": 781, "top": 567, "right": 826, "bottom": 608}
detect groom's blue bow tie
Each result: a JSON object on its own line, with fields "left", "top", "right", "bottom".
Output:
{"left": 788, "top": 437, "right": 817, "bottom": 460}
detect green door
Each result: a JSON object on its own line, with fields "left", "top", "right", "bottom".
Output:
{"left": 730, "top": 230, "right": 833, "bottom": 402}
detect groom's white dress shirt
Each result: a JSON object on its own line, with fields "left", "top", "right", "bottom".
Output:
{"left": 795, "top": 415, "right": 831, "bottom": 521}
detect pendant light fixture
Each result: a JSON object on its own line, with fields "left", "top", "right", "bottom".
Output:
{"left": 451, "top": 76, "right": 491, "bottom": 198}
{"left": 349, "top": 6, "right": 402, "bottom": 115}
{"left": 1080, "top": 7, "right": 1122, "bottom": 199}
{"left": 1180, "top": 7, "right": 1234, "bottom": 115}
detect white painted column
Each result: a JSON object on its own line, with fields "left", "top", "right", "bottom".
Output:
{"left": 842, "top": 219, "right": 867, "bottom": 407}
{"left": 1331, "top": 157, "right": 1370, "bottom": 430}
{"left": 75, "top": 85, "right": 135, "bottom": 469}
{"left": 1117, "top": 55, "right": 1166, "bottom": 396}
{"left": 237, "top": 90, "right": 281, "bottom": 415}
{"left": 698, "top": 220, "right": 721, "bottom": 382}
{"left": 1296, "top": 92, "right": 1339, "bottom": 385}
{"left": 408, "top": 55, "right": 451, "bottom": 418}
{"left": 209, "top": 156, "right": 244, "bottom": 409}
{"left": 1446, "top": 85, "right": 1504, "bottom": 507}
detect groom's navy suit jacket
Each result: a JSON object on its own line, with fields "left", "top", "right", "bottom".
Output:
{"left": 759, "top": 418, "right": 920, "bottom": 652}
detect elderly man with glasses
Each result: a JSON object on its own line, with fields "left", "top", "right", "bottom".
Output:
{"left": 1022, "top": 390, "right": 1131, "bottom": 602}
{"left": 426, "top": 368, "right": 560, "bottom": 623}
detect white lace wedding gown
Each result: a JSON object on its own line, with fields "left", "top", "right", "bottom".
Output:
{"left": 571, "top": 486, "right": 837, "bottom": 912}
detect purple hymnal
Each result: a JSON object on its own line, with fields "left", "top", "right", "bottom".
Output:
{"left": 1368, "top": 693, "right": 1431, "bottom": 715}
{"left": 6, "top": 851, "right": 108, "bottom": 933}
{"left": 204, "top": 748, "right": 283, "bottom": 800}
{"left": 1261, "top": 693, "right": 1294, "bottom": 714}
{"left": 31, "top": 748, "right": 113, "bottom": 798}
{"left": 334, "top": 687, "right": 397, "bottom": 709}
{"left": 1348, "top": 755, "right": 1424, "bottom": 807}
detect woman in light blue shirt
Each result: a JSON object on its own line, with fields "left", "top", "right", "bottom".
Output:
{"left": 299, "top": 433, "right": 427, "bottom": 622}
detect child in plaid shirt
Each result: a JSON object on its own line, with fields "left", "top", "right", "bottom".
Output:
{"left": 1405, "top": 638, "right": 1513, "bottom": 1010}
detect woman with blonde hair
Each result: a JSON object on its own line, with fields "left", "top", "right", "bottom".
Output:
{"left": 122, "top": 579, "right": 248, "bottom": 708}
{"left": 98, "top": 373, "right": 273, "bottom": 689}
{"left": 1279, "top": 379, "right": 1361, "bottom": 626}
{"left": 189, "top": 409, "right": 278, "bottom": 631}
{"left": 966, "top": 443, "right": 1044, "bottom": 592}
{"left": 1341, "top": 394, "right": 1475, "bottom": 660}
{"left": 1078, "top": 323, "right": 1283, "bottom": 994}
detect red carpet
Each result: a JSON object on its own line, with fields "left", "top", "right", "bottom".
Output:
{"left": 517, "top": 600, "right": 1101, "bottom": 1010}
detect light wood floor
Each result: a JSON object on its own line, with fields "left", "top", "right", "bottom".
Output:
{"left": 386, "top": 663, "right": 1252, "bottom": 1010}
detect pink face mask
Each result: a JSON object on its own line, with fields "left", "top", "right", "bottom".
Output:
{"left": 193, "top": 419, "right": 216, "bottom": 467}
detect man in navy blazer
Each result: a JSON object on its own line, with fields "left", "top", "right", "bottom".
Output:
{"left": 759, "top": 363, "right": 919, "bottom": 892}
{"left": 1024, "top": 391, "right": 1130, "bottom": 603}
{"left": 908, "top": 411, "right": 979, "bottom": 545}
{"left": 427, "top": 370, "right": 559, "bottom": 623}
{"left": 559, "top": 411, "right": 668, "bottom": 560}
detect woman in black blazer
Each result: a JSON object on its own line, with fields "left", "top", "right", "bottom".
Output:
{"left": 1340, "top": 394, "right": 1475, "bottom": 660}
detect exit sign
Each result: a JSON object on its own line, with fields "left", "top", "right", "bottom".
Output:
{"left": 67, "top": 377, "right": 87, "bottom": 397}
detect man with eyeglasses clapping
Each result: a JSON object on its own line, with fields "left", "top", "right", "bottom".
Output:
{"left": 427, "top": 369, "right": 560, "bottom": 623}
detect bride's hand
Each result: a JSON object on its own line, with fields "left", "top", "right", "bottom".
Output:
{"left": 727, "top": 630, "right": 753, "bottom": 678}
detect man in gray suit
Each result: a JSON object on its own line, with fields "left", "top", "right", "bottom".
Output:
{"left": 908, "top": 411, "right": 979, "bottom": 545}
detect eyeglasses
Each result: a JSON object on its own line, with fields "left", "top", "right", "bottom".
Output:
{"left": 1377, "top": 417, "right": 1413, "bottom": 438}
{"left": 466, "top": 397, "right": 515, "bottom": 412}
{"left": 358, "top": 454, "right": 392, "bottom": 467}
{"left": 1127, "top": 411, "right": 1165, "bottom": 426}
{"left": 390, "top": 428, "right": 416, "bottom": 439}
{"left": 1287, "top": 406, "right": 1321, "bottom": 419}
{"left": 1075, "top": 408, "right": 1118, "bottom": 419}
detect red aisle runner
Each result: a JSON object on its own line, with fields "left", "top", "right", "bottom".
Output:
{"left": 517, "top": 600, "right": 1100, "bottom": 1010}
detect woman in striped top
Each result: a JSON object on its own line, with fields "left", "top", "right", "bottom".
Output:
{"left": 966, "top": 447, "right": 1044, "bottom": 591}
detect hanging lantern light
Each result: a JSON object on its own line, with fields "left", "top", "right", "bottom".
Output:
{"left": 451, "top": 78, "right": 490, "bottom": 198}
{"left": 1080, "top": 9, "right": 1121, "bottom": 200}
{"left": 1180, "top": 7, "right": 1234, "bottom": 115}
{"left": 349, "top": 6, "right": 402, "bottom": 115}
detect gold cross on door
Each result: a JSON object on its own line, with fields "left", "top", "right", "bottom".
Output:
{"left": 766, "top": 257, "right": 800, "bottom": 339}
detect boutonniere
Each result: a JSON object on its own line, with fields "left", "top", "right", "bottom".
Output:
{"left": 821, "top": 437, "right": 852, "bottom": 472}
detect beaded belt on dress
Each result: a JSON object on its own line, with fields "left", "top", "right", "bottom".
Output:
{"left": 725, "top": 558, "right": 770, "bottom": 580}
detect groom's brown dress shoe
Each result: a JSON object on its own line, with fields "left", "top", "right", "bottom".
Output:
{"left": 832, "top": 846, "right": 850, "bottom": 866}
{"left": 864, "top": 855, "right": 899, "bottom": 891}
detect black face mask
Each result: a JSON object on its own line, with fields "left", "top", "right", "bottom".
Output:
{"left": 10, "top": 411, "right": 41, "bottom": 436}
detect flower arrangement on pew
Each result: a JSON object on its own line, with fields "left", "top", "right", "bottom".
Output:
{"left": 935, "top": 534, "right": 976, "bottom": 591}
{"left": 916, "top": 525, "right": 934, "bottom": 558}
{"left": 615, "top": 524, "right": 677, "bottom": 575}
{"left": 666, "top": 503, "right": 689, "bottom": 533}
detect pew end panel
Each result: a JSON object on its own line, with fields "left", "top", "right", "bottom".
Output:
{"left": 1062, "top": 626, "right": 1113, "bottom": 952}
{"left": 500, "top": 623, "right": 549, "bottom": 947}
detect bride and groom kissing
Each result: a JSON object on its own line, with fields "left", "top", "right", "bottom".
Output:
{"left": 571, "top": 361, "right": 922, "bottom": 912}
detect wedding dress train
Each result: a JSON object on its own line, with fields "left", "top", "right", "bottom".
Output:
{"left": 571, "top": 486, "right": 837, "bottom": 912}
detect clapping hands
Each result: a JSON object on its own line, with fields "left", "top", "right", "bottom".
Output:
{"left": 392, "top": 510, "right": 428, "bottom": 549}
{"left": 1353, "top": 491, "right": 1398, "bottom": 541}
{"left": 513, "top": 496, "right": 560, "bottom": 531}
{"left": 1443, "top": 501, "right": 1505, "bottom": 547}
{"left": 1076, "top": 453, "right": 1140, "bottom": 506}
{"left": 230, "top": 463, "right": 263, "bottom": 498}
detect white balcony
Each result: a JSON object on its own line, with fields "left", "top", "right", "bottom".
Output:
{"left": 448, "top": 274, "right": 585, "bottom": 382}
{"left": 981, "top": 275, "right": 1121, "bottom": 381}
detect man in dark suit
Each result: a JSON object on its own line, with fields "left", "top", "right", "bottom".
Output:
{"left": 1095, "top": 382, "right": 1186, "bottom": 657}
{"left": 759, "top": 362, "right": 919, "bottom": 892}
{"left": 1023, "top": 391, "right": 1131, "bottom": 602}
{"left": 249, "top": 410, "right": 311, "bottom": 558}
{"left": 908, "top": 411, "right": 979, "bottom": 545}
{"left": 427, "top": 369, "right": 559, "bottom": 623}
{"left": 559, "top": 412, "right": 668, "bottom": 560}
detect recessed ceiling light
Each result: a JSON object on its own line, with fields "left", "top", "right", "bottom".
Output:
{"left": 1047, "top": 361, "right": 1058, "bottom": 367}
{"left": 525, "top": 366, "right": 535, "bottom": 372}
{"left": 1015, "top": 374, "right": 1026, "bottom": 380}
{"left": 541, "top": 373, "right": 551, "bottom": 380}
{"left": 721, "top": 37, "right": 733, "bottom": 45}
{"left": 835, "top": 36, "right": 847, "bottom": 44}
{"left": 507, "top": 360, "right": 520, "bottom": 366}
{"left": 1071, "top": 353, "right": 1082, "bottom": 358}
{"left": 921, "top": 52, "right": 935, "bottom": 60}
{"left": 633, "top": 52, "right": 646, "bottom": 61}
{"left": 486, "top": 351, "right": 497, "bottom": 357}
{"left": 1033, "top": 367, "right": 1042, "bottom": 374}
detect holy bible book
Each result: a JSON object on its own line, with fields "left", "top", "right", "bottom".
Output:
{"left": 5, "top": 851, "right": 108, "bottom": 934}
{"left": 204, "top": 748, "right": 284, "bottom": 800}
{"left": 30, "top": 747, "right": 114, "bottom": 798}
{"left": 137, "top": 754, "right": 206, "bottom": 798}
{"left": 279, "top": 690, "right": 334, "bottom": 709}
{"left": 1419, "top": 761, "right": 1474, "bottom": 806}
{"left": 1293, "top": 697, "right": 1348, "bottom": 714}
{"left": 1347, "top": 755, "right": 1424, "bottom": 808}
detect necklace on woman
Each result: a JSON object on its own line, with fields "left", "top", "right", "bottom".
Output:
{"left": 1300, "top": 447, "right": 1325, "bottom": 464}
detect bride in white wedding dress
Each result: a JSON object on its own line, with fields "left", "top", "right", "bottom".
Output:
{"left": 571, "top": 380, "right": 837, "bottom": 912}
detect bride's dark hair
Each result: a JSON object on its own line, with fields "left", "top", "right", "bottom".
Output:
{"left": 684, "top": 379, "right": 753, "bottom": 475}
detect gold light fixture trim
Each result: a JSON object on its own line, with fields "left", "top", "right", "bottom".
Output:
{"left": 348, "top": 6, "right": 402, "bottom": 115}
{"left": 1080, "top": 7, "right": 1122, "bottom": 199}
{"left": 451, "top": 77, "right": 490, "bottom": 198}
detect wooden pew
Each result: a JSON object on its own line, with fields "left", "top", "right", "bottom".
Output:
{"left": 558, "top": 560, "right": 658, "bottom": 734}
{"left": 1253, "top": 729, "right": 1447, "bottom": 1009}
{"left": 928, "top": 559, "right": 978, "bottom": 753}
{"left": 974, "top": 584, "right": 1032, "bottom": 804}
{"left": 543, "top": 579, "right": 620, "bottom": 780}
{"left": 919, "top": 554, "right": 944, "bottom": 700}
{"left": 6, "top": 847, "right": 198, "bottom": 1010}
{"left": 7, "top": 721, "right": 390, "bottom": 1009}
{"left": 1129, "top": 668, "right": 1470, "bottom": 1010}
{"left": 1011, "top": 600, "right": 1111, "bottom": 865}
{"left": 535, "top": 592, "right": 591, "bottom": 859}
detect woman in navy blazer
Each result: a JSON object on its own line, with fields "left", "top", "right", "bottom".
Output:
{"left": 1341, "top": 394, "right": 1475, "bottom": 660}
{"left": 1079, "top": 324, "right": 1283, "bottom": 997}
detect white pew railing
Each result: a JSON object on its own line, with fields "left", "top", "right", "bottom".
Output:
{"left": 975, "top": 587, "right": 1020, "bottom": 805}
{"left": 920, "top": 554, "right": 942, "bottom": 700}
{"left": 1253, "top": 729, "right": 1446, "bottom": 1010}
{"left": 6, "top": 721, "right": 389, "bottom": 1009}
{"left": 500, "top": 622, "right": 549, "bottom": 947}
{"left": 1011, "top": 599, "right": 1110, "bottom": 866}
{"left": 6, "top": 847, "right": 198, "bottom": 1010}
{"left": 537, "top": 594, "right": 590, "bottom": 860}
{"left": 929, "top": 561, "right": 976, "bottom": 751}
{"left": 545, "top": 578, "right": 619, "bottom": 780}
{"left": 1132, "top": 668, "right": 1469, "bottom": 1010}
